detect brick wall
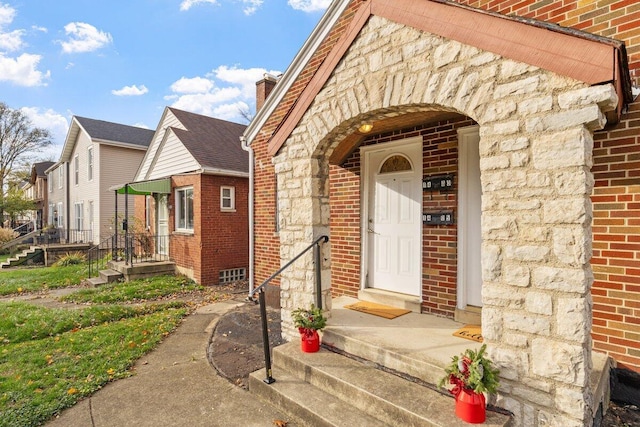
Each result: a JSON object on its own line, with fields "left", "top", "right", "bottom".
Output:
{"left": 251, "top": 0, "right": 366, "bottom": 287}
{"left": 199, "top": 174, "right": 249, "bottom": 285}
{"left": 330, "top": 118, "right": 474, "bottom": 316}
{"left": 170, "top": 175, "right": 200, "bottom": 282}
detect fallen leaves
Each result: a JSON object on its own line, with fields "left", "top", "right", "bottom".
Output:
{"left": 273, "top": 420, "right": 288, "bottom": 427}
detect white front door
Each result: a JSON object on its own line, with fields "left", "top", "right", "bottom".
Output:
{"left": 457, "top": 126, "right": 483, "bottom": 308}
{"left": 364, "top": 139, "right": 422, "bottom": 296}
{"left": 156, "top": 194, "right": 169, "bottom": 256}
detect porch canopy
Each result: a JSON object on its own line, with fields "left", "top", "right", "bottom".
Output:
{"left": 109, "top": 177, "right": 171, "bottom": 195}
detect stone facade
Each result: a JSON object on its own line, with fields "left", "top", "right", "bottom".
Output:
{"left": 271, "top": 15, "right": 617, "bottom": 426}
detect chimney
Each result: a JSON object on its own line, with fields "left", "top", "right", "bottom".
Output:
{"left": 256, "top": 73, "right": 278, "bottom": 112}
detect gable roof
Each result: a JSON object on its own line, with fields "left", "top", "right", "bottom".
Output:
{"left": 244, "top": 0, "right": 632, "bottom": 156}
{"left": 135, "top": 107, "right": 248, "bottom": 181}
{"left": 169, "top": 108, "right": 248, "bottom": 174}
{"left": 59, "top": 116, "right": 154, "bottom": 163}
{"left": 30, "top": 161, "right": 55, "bottom": 184}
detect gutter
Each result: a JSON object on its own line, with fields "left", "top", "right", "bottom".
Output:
{"left": 240, "top": 136, "right": 255, "bottom": 296}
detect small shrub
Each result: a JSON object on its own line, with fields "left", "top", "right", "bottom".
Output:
{"left": 54, "top": 252, "right": 87, "bottom": 267}
{"left": 0, "top": 227, "right": 19, "bottom": 245}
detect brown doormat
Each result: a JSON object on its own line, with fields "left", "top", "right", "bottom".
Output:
{"left": 344, "top": 301, "right": 411, "bottom": 319}
{"left": 452, "top": 325, "right": 483, "bottom": 343}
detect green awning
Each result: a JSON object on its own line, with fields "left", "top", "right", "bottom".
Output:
{"left": 111, "top": 178, "right": 171, "bottom": 195}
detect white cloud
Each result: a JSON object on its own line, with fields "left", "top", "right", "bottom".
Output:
{"left": 0, "top": 3, "right": 16, "bottom": 27}
{"left": 180, "top": 0, "right": 219, "bottom": 11}
{"left": 170, "top": 76, "right": 213, "bottom": 94}
{"left": 59, "top": 22, "right": 112, "bottom": 54}
{"left": 0, "top": 3, "right": 24, "bottom": 51}
{"left": 242, "top": 0, "right": 263, "bottom": 15}
{"left": 20, "top": 107, "right": 70, "bottom": 157}
{"left": 111, "top": 84, "right": 149, "bottom": 96}
{"left": 288, "top": 0, "right": 330, "bottom": 12}
{"left": 166, "top": 65, "right": 281, "bottom": 123}
{"left": 0, "top": 52, "right": 50, "bottom": 86}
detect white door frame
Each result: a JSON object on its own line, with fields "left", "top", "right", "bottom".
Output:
{"left": 360, "top": 137, "right": 423, "bottom": 293}
{"left": 456, "top": 125, "right": 482, "bottom": 309}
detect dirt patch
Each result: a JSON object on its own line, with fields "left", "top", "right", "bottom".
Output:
{"left": 208, "top": 299, "right": 283, "bottom": 389}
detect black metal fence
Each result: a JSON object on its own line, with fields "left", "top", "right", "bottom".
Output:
{"left": 87, "top": 233, "right": 170, "bottom": 277}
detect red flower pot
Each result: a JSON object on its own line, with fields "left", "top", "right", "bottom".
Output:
{"left": 455, "top": 388, "right": 486, "bottom": 424}
{"left": 299, "top": 328, "right": 320, "bottom": 353}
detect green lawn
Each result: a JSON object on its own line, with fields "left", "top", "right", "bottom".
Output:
{"left": 0, "top": 265, "right": 215, "bottom": 427}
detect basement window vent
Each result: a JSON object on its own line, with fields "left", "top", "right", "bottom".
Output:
{"left": 219, "top": 268, "right": 246, "bottom": 284}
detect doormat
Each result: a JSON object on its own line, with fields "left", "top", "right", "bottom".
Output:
{"left": 452, "top": 325, "right": 483, "bottom": 343}
{"left": 343, "top": 301, "right": 411, "bottom": 319}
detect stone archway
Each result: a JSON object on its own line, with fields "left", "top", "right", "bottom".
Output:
{"left": 273, "top": 15, "right": 617, "bottom": 427}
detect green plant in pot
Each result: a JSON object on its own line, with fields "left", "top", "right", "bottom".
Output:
{"left": 291, "top": 305, "right": 326, "bottom": 353}
{"left": 439, "top": 344, "right": 500, "bottom": 424}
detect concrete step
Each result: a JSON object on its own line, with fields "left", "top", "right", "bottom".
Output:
{"left": 250, "top": 367, "right": 389, "bottom": 427}
{"left": 0, "top": 247, "right": 42, "bottom": 269}
{"left": 321, "top": 326, "right": 446, "bottom": 386}
{"left": 86, "top": 277, "right": 107, "bottom": 287}
{"left": 254, "top": 342, "right": 510, "bottom": 427}
{"left": 99, "top": 269, "right": 124, "bottom": 283}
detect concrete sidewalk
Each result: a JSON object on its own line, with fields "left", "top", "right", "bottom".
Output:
{"left": 46, "top": 301, "right": 292, "bottom": 427}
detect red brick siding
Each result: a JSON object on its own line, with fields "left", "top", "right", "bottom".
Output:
{"left": 170, "top": 175, "right": 201, "bottom": 282}
{"left": 251, "top": 0, "right": 366, "bottom": 286}
{"left": 330, "top": 118, "right": 474, "bottom": 316}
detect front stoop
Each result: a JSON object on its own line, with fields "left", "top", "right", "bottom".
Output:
{"left": 0, "top": 246, "right": 43, "bottom": 269}
{"left": 250, "top": 342, "right": 511, "bottom": 427}
{"left": 86, "top": 269, "right": 124, "bottom": 287}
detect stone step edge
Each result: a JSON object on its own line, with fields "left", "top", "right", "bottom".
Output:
{"left": 249, "top": 368, "right": 390, "bottom": 427}
{"left": 272, "top": 342, "right": 512, "bottom": 427}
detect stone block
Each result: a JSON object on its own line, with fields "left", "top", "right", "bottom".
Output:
{"left": 543, "top": 198, "right": 589, "bottom": 225}
{"left": 531, "top": 338, "right": 587, "bottom": 386}
{"left": 482, "top": 244, "right": 502, "bottom": 281}
{"left": 532, "top": 266, "right": 589, "bottom": 293}
{"left": 558, "top": 84, "right": 618, "bottom": 112}
{"left": 505, "top": 245, "right": 550, "bottom": 262}
{"left": 483, "top": 215, "right": 518, "bottom": 240}
{"left": 556, "top": 297, "right": 590, "bottom": 343}
{"left": 504, "top": 312, "right": 550, "bottom": 335}
{"left": 553, "top": 227, "right": 588, "bottom": 266}
{"left": 503, "top": 264, "right": 531, "bottom": 287}
{"left": 525, "top": 292, "right": 553, "bottom": 315}
{"left": 555, "top": 386, "right": 592, "bottom": 420}
{"left": 532, "top": 127, "right": 593, "bottom": 169}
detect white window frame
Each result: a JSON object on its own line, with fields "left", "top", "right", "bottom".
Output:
{"left": 220, "top": 186, "right": 235, "bottom": 212}
{"left": 87, "top": 146, "right": 94, "bottom": 181}
{"left": 74, "top": 202, "right": 83, "bottom": 230}
{"left": 48, "top": 172, "right": 53, "bottom": 193}
{"left": 145, "top": 195, "right": 151, "bottom": 229}
{"left": 58, "top": 166, "right": 63, "bottom": 189}
{"left": 57, "top": 202, "right": 64, "bottom": 228}
{"left": 48, "top": 203, "right": 54, "bottom": 226}
{"left": 175, "top": 186, "right": 194, "bottom": 232}
{"left": 74, "top": 155, "right": 79, "bottom": 185}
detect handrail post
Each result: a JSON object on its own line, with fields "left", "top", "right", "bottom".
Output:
{"left": 258, "top": 289, "right": 275, "bottom": 384}
{"left": 314, "top": 241, "right": 322, "bottom": 310}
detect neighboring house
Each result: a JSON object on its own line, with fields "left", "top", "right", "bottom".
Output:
{"left": 26, "top": 161, "right": 55, "bottom": 230}
{"left": 243, "top": 0, "right": 639, "bottom": 425}
{"left": 46, "top": 116, "right": 154, "bottom": 244}
{"left": 128, "top": 107, "right": 249, "bottom": 285}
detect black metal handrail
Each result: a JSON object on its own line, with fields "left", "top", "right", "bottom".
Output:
{"left": 249, "top": 235, "right": 329, "bottom": 384}
{"left": 124, "top": 233, "right": 170, "bottom": 265}
{"left": 87, "top": 234, "right": 123, "bottom": 278}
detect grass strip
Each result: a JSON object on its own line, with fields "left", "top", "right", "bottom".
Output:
{"left": 0, "top": 265, "right": 87, "bottom": 296}
{"left": 61, "top": 275, "right": 203, "bottom": 304}
{"left": 0, "top": 307, "right": 188, "bottom": 427}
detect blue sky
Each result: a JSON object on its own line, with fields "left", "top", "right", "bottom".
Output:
{"left": 0, "top": 0, "right": 329, "bottom": 159}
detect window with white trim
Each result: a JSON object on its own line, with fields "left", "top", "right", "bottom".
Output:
{"left": 48, "top": 172, "right": 53, "bottom": 193}
{"left": 57, "top": 202, "right": 64, "bottom": 227}
{"left": 87, "top": 147, "right": 94, "bottom": 181}
{"left": 58, "top": 166, "right": 63, "bottom": 189}
{"left": 74, "top": 202, "right": 83, "bottom": 230}
{"left": 145, "top": 195, "right": 151, "bottom": 229}
{"left": 74, "top": 155, "right": 79, "bottom": 185}
{"left": 220, "top": 186, "right": 235, "bottom": 211}
{"left": 175, "top": 187, "right": 194, "bottom": 232}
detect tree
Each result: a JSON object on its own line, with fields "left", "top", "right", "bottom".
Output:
{"left": 2, "top": 186, "right": 35, "bottom": 228}
{"left": 0, "top": 102, "right": 52, "bottom": 226}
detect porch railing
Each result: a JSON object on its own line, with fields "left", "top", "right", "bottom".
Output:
{"left": 249, "top": 235, "right": 329, "bottom": 384}
{"left": 87, "top": 233, "right": 170, "bottom": 278}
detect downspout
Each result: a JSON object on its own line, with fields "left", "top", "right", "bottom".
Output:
{"left": 240, "top": 136, "right": 255, "bottom": 296}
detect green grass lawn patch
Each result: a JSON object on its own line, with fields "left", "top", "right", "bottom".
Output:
{"left": 0, "top": 265, "right": 87, "bottom": 296}
{"left": 0, "top": 304, "right": 188, "bottom": 427}
{"left": 61, "top": 275, "right": 204, "bottom": 304}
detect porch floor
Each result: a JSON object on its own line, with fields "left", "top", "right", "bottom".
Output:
{"left": 324, "top": 295, "right": 612, "bottom": 415}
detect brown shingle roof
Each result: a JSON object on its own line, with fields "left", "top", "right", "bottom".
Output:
{"left": 168, "top": 108, "right": 248, "bottom": 174}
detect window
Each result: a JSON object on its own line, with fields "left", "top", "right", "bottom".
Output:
{"left": 74, "top": 155, "right": 79, "bottom": 185}
{"left": 219, "top": 268, "right": 246, "bottom": 284}
{"left": 175, "top": 187, "right": 194, "bottom": 232}
{"left": 145, "top": 196, "right": 151, "bottom": 229}
{"left": 74, "top": 202, "right": 83, "bottom": 230}
{"left": 221, "top": 186, "right": 235, "bottom": 211}
{"left": 48, "top": 204, "right": 54, "bottom": 226}
{"left": 57, "top": 202, "right": 64, "bottom": 228}
{"left": 58, "top": 167, "right": 63, "bottom": 189}
{"left": 87, "top": 147, "right": 93, "bottom": 181}
{"left": 48, "top": 172, "right": 53, "bottom": 193}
